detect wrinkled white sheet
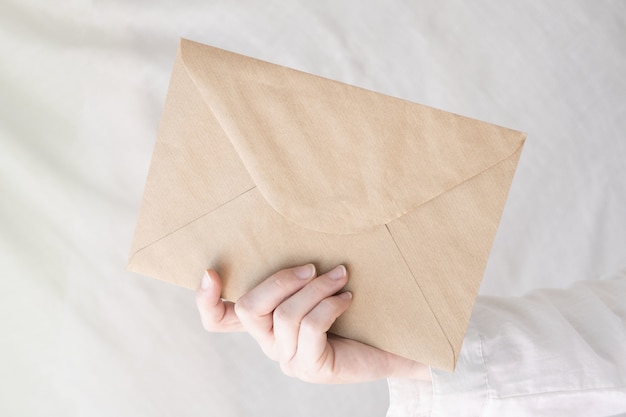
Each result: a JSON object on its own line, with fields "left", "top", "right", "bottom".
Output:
{"left": 1, "top": 1, "right": 625, "bottom": 416}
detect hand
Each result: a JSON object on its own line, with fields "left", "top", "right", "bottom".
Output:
{"left": 196, "top": 264, "right": 430, "bottom": 384}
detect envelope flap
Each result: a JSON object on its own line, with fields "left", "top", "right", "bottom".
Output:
{"left": 179, "top": 39, "right": 525, "bottom": 234}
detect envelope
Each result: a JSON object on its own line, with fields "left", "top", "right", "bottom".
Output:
{"left": 128, "top": 38, "right": 526, "bottom": 372}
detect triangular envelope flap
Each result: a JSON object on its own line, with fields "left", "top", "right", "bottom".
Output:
{"left": 129, "top": 47, "right": 254, "bottom": 260}
{"left": 179, "top": 39, "right": 526, "bottom": 234}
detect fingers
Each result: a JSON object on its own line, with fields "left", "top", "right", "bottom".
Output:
{"left": 273, "top": 265, "right": 349, "bottom": 361}
{"left": 296, "top": 291, "right": 352, "bottom": 364}
{"left": 235, "top": 264, "right": 317, "bottom": 352}
{"left": 202, "top": 263, "right": 353, "bottom": 383}
{"left": 196, "top": 269, "right": 243, "bottom": 332}
{"left": 197, "top": 263, "right": 425, "bottom": 384}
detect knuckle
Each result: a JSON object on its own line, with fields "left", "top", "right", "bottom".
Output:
{"left": 300, "top": 314, "right": 323, "bottom": 333}
{"left": 272, "top": 305, "right": 291, "bottom": 323}
{"left": 307, "top": 279, "right": 328, "bottom": 297}
{"left": 270, "top": 272, "right": 291, "bottom": 290}
{"left": 301, "top": 298, "right": 342, "bottom": 334}
{"left": 306, "top": 276, "right": 342, "bottom": 299}
{"left": 321, "top": 297, "right": 345, "bottom": 318}
{"left": 321, "top": 296, "right": 341, "bottom": 311}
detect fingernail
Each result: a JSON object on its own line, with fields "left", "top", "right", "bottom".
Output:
{"left": 339, "top": 291, "right": 352, "bottom": 300}
{"left": 201, "top": 271, "right": 211, "bottom": 289}
{"left": 328, "top": 265, "right": 346, "bottom": 280}
{"left": 294, "top": 264, "right": 315, "bottom": 279}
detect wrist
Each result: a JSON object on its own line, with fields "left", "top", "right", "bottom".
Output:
{"left": 385, "top": 352, "right": 431, "bottom": 381}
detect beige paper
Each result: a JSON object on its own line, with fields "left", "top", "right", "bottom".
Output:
{"left": 128, "top": 38, "right": 525, "bottom": 371}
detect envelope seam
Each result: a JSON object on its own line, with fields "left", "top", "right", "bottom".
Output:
{"left": 384, "top": 224, "right": 456, "bottom": 368}
{"left": 129, "top": 186, "right": 257, "bottom": 260}
{"left": 396, "top": 140, "right": 525, "bottom": 227}
{"left": 179, "top": 46, "right": 268, "bottom": 215}
{"left": 178, "top": 48, "right": 392, "bottom": 231}
{"left": 179, "top": 46, "right": 247, "bottom": 172}
{"left": 295, "top": 143, "right": 524, "bottom": 234}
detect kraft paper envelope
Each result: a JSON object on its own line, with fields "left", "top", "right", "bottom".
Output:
{"left": 128, "top": 38, "right": 526, "bottom": 372}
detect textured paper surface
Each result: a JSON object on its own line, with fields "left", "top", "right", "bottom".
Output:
{"left": 128, "top": 38, "right": 525, "bottom": 371}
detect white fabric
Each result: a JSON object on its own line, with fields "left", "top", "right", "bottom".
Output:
{"left": 387, "top": 271, "right": 626, "bottom": 416}
{"left": 2, "top": 1, "right": 626, "bottom": 416}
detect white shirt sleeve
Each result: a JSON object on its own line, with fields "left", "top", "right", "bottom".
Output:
{"left": 386, "top": 270, "right": 626, "bottom": 417}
